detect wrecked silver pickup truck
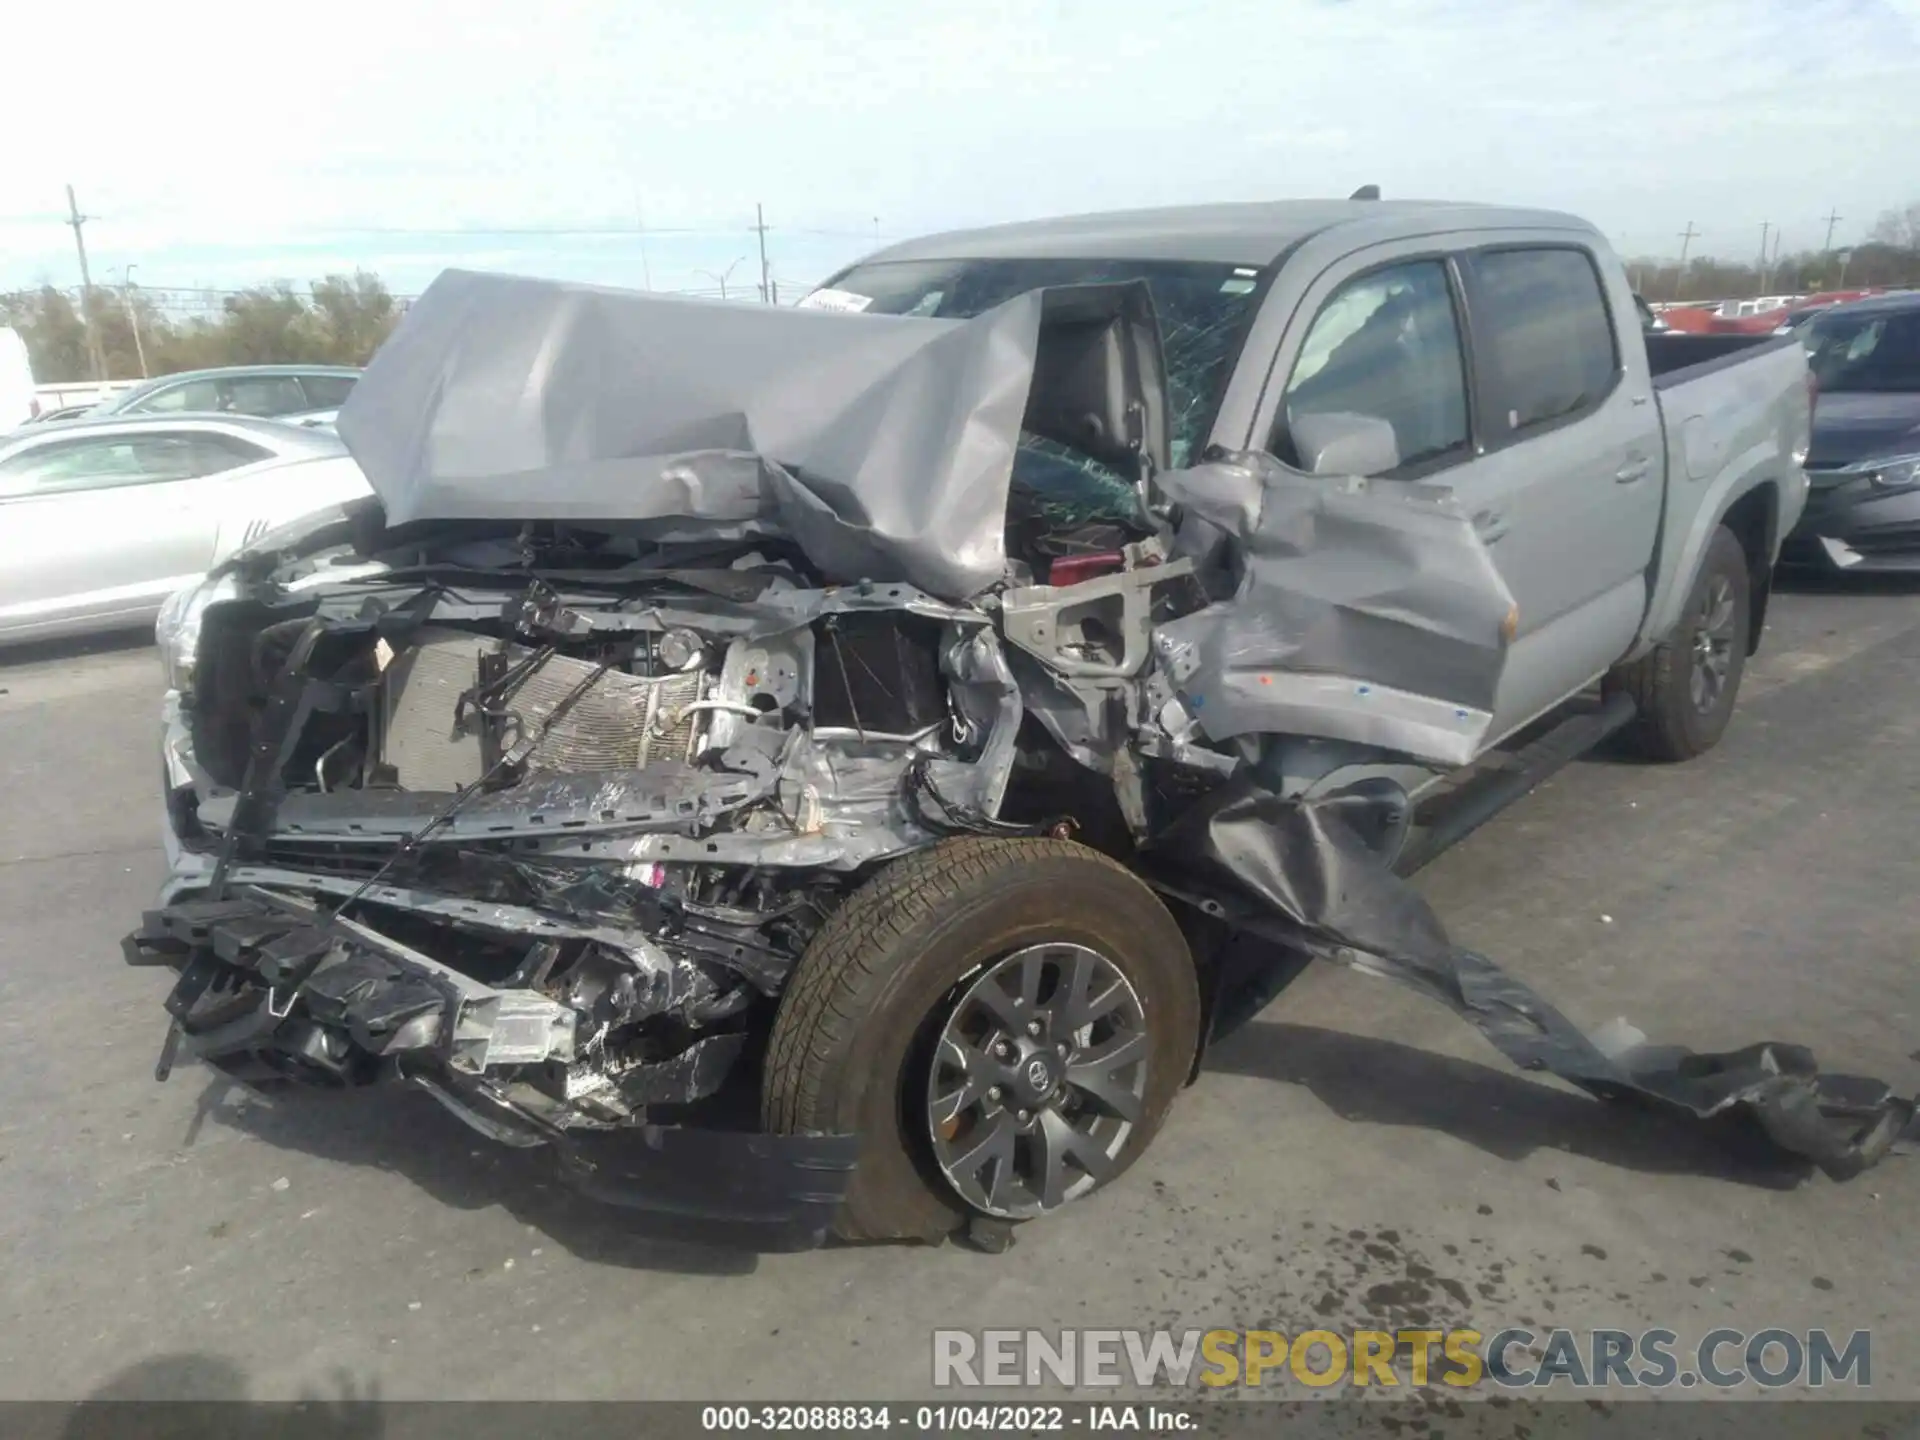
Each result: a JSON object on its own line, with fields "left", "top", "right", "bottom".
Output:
{"left": 130, "top": 199, "right": 1913, "bottom": 1247}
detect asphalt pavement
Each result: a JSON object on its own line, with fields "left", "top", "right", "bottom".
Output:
{"left": 1, "top": 580, "right": 1916, "bottom": 1410}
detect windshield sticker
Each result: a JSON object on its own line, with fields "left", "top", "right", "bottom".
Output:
{"left": 796, "top": 287, "right": 874, "bottom": 313}
{"left": 1219, "top": 277, "right": 1259, "bottom": 295}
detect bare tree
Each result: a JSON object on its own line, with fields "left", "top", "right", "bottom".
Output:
{"left": 1870, "top": 202, "right": 1920, "bottom": 249}
{"left": 6, "top": 272, "right": 404, "bottom": 382}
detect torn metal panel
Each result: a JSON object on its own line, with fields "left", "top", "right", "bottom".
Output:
{"left": 1148, "top": 779, "right": 1918, "bottom": 1180}
{"left": 1153, "top": 451, "right": 1517, "bottom": 766}
{"left": 337, "top": 273, "right": 1146, "bottom": 604}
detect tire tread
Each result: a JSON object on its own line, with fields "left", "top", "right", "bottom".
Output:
{"left": 762, "top": 837, "right": 1181, "bottom": 1242}
{"left": 1607, "top": 525, "right": 1750, "bottom": 763}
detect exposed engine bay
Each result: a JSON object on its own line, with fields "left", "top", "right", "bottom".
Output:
{"left": 150, "top": 530, "right": 1192, "bottom": 1132}
{"left": 130, "top": 269, "right": 1913, "bottom": 1241}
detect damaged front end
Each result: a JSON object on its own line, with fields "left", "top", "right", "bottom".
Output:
{"left": 135, "top": 550, "right": 1062, "bottom": 1234}
{"left": 131, "top": 273, "right": 1234, "bottom": 1240}
{"left": 130, "top": 269, "right": 1913, "bottom": 1246}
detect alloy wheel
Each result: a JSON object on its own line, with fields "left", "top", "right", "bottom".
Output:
{"left": 926, "top": 942, "right": 1149, "bottom": 1219}
{"left": 1689, "top": 573, "right": 1738, "bottom": 715}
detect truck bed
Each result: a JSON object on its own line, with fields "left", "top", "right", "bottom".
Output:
{"left": 1645, "top": 329, "right": 1799, "bottom": 389}
{"left": 1636, "top": 328, "right": 1812, "bottom": 650}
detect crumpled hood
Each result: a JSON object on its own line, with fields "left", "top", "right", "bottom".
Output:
{"left": 1808, "top": 391, "right": 1920, "bottom": 468}
{"left": 334, "top": 269, "right": 1051, "bottom": 601}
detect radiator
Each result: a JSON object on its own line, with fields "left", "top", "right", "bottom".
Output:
{"left": 379, "top": 629, "right": 706, "bottom": 792}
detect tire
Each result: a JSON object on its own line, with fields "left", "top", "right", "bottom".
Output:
{"left": 1607, "top": 525, "right": 1751, "bottom": 762}
{"left": 762, "top": 837, "right": 1199, "bottom": 1243}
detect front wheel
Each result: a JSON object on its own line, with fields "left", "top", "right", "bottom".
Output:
{"left": 762, "top": 838, "right": 1199, "bottom": 1242}
{"left": 1607, "top": 524, "right": 1752, "bottom": 762}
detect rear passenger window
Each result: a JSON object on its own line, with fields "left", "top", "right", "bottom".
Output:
{"left": 138, "top": 378, "right": 221, "bottom": 413}
{"left": 182, "top": 434, "right": 273, "bottom": 474}
{"left": 1278, "top": 260, "right": 1470, "bottom": 474}
{"left": 222, "top": 376, "right": 310, "bottom": 416}
{"left": 300, "top": 374, "right": 356, "bottom": 408}
{"left": 0, "top": 431, "right": 262, "bottom": 497}
{"left": 1467, "top": 248, "right": 1618, "bottom": 433}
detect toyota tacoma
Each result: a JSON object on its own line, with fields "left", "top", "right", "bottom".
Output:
{"left": 132, "top": 198, "right": 1917, "bottom": 1247}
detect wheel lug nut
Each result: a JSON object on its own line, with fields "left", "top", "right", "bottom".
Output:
{"left": 987, "top": 1085, "right": 1002, "bottom": 1102}
{"left": 1026, "top": 1020, "right": 1042, "bottom": 1037}
{"left": 1017, "top": 1110, "right": 1031, "bottom": 1123}
{"left": 993, "top": 1040, "right": 1010, "bottom": 1058}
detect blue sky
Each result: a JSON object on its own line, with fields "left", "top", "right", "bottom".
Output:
{"left": 3, "top": 0, "right": 1917, "bottom": 301}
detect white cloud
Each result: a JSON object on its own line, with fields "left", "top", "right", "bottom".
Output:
{"left": 3, "top": 0, "right": 1916, "bottom": 291}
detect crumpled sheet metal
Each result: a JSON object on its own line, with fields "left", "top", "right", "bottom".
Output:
{"left": 335, "top": 269, "right": 1045, "bottom": 602}
{"left": 1154, "top": 452, "right": 1518, "bottom": 767}
{"left": 1150, "top": 779, "right": 1918, "bottom": 1180}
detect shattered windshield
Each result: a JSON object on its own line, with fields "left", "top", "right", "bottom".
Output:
{"left": 818, "top": 256, "right": 1264, "bottom": 469}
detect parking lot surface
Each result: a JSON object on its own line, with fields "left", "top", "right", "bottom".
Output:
{"left": 1, "top": 580, "right": 1916, "bottom": 1406}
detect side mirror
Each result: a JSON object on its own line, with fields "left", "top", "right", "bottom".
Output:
{"left": 1291, "top": 411, "right": 1401, "bottom": 477}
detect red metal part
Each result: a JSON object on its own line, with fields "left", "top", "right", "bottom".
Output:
{"left": 1046, "top": 551, "right": 1126, "bottom": 587}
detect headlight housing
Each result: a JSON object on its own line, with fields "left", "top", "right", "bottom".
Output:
{"left": 155, "top": 572, "right": 239, "bottom": 693}
{"left": 1852, "top": 453, "right": 1920, "bottom": 492}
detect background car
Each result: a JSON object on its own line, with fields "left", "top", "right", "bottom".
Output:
{"left": 17, "top": 402, "right": 101, "bottom": 427}
{"left": 85, "top": 364, "right": 361, "bottom": 423}
{"left": 1782, "top": 292, "right": 1920, "bottom": 572}
{"left": 1775, "top": 305, "right": 1832, "bottom": 335}
{"left": 0, "top": 414, "right": 370, "bottom": 645}
{"left": 0, "top": 328, "right": 36, "bottom": 430}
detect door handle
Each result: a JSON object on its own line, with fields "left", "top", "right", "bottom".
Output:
{"left": 1472, "top": 508, "right": 1509, "bottom": 543}
{"left": 1615, "top": 458, "right": 1652, "bottom": 484}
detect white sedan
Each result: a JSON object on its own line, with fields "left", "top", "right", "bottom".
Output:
{"left": 0, "top": 414, "right": 370, "bottom": 646}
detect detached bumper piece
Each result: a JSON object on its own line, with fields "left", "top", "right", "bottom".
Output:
{"left": 1153, "top": 782, "right": 1920, "bottom": 1182}
{"left": 124, "top": 891, "right": 858, "bottom": 1242}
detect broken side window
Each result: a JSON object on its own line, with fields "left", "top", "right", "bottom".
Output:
{"left": 821, "top": 256, "right": 1264, "bottom": 468}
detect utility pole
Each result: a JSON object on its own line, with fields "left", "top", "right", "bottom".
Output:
{"left": 753, "top": 203, "right": 772, "bottom": 304}
{"left": 120, "top": 264, "right": 148, "bottom": 378}
{"left": 1674, "top": 222, "right": 1699, "bottom": 296}
{"left": 1822, "top": 208, "right": 1843, "bottom": 252}
{"left": 1758, "top": 222, "right": 1774, "bottom": 293}
{"left": 65, "top": 184, "right": 109, "bottom": 382}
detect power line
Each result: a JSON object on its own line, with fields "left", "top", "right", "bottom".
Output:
{"left": 305, "top": 224, "right": 713, "bottom": 236}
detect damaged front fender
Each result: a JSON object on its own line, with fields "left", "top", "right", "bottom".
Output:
{"left": 1154, "top": 452, "right": 1517, "bottom": 767}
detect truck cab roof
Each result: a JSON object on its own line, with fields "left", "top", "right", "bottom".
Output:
{"left": 858, "top": 200, "right": 1600, "bottom": 269}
